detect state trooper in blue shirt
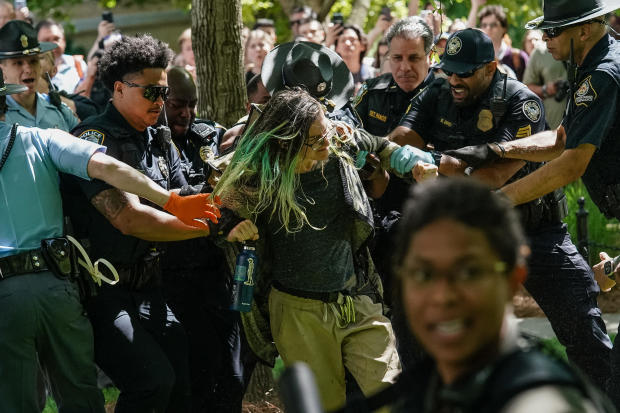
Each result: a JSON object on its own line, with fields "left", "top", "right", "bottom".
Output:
{"left": 0, "top": 20, "right": 78, "bottom": 131}
{"left": 0, "top": 68, "right": 218, "bottom": 413}
{"left": 389, "top": 28, "right": 613, "bottom": 391}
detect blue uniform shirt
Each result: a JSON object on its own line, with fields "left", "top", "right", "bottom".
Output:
{"left": 0, "top": 123, "right": 104, "bottom": 257}
{"left": 5, "top": 92, "right": 79, "bottom": 131}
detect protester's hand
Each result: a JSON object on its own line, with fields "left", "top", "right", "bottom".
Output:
{"left": 226, "top": 219, "right": 260, "bottom": 242}
{"left": 97, "top": 21, "right": 116, "bottom": 41}
{"left": 390, "top": 145, "right": 434, "bottom": 175}
{"left": 325, "top": 23, "right": 344, "bottom": 47}
{"left": 471, "top": 0, "right": 487, "bottom": 7}
{"left": 444, "top": 143, "right": 500, "bottom": 169}
{"left": 592, "top": 252, "right": 619, "bottom": 292}
{"left": 15, "top": 6, "right": 30, "bottom": 21}
{"left": 163, "top": 192, "right": 221, "bottom": 228}
{"left": 412, "top": 161, "right": 438, "bottom": 182}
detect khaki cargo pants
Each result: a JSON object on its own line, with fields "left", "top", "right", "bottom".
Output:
{"left": 269, "top": 287, "right": 401, "bottom": 411}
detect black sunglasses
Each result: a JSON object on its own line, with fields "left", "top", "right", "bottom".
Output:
{"left": 543, "top": 19, "right": 606, "bottom": 39}
{"left": 121, "top": 80, "right": 170, "bottom": 102}
{"left": 442, "top": 64, "right": 486, "bottom": 79}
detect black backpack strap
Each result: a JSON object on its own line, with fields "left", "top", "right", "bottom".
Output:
{"left": 0, "top": 123, "right": 18, "bottom": 173}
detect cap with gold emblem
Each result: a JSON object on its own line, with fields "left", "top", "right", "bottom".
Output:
{"left": 437, "top": 29, "right": 495, "bottom": 76}
{"left": 0, "top": 20, "right": 57, "bottom": 60}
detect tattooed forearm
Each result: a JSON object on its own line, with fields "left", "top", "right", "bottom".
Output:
{"left": 91, "top": 188, "right": 129, "bottom": 220}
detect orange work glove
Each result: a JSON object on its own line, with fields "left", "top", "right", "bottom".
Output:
{"left": 163, "top": 192, "right": 221, "bottom": 228}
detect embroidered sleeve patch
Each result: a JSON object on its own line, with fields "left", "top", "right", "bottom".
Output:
{"left": 574, "top": 75, "right": 598, "bottom": 107}
{"left": 515, "top": 125, "right": 532, "bottom": 138}
{"left": 352, "top": 83, "right": 368, "bottom": 107}
{"left": 78, "top": 129, "right": 105, "bottom": 145}
{"left": 522, "top": 100, "right": 542, "bottom": 123}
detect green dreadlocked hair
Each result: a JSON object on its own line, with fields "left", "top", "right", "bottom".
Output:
{"left": 214, "top": 88, "right": 327, "bottom": 233}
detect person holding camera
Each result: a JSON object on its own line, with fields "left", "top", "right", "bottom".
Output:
{"left": 523, "top": 41, "right": 568, "bottom": 129}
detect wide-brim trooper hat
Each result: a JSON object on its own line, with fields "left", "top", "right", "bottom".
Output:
{"left": 0, "top": 20, "right": 57, "bottom": 60}
{"left": 525, "top": 0, "right": 620, "bottom": 29}
{"left": 261, "top": 41, "right": 354, "bottom": 110}
{"left": 436, "top": 29, "right": 495, "bottom": 74}
{"left": 0, "top": 68, "right": 28, "bottom": 96}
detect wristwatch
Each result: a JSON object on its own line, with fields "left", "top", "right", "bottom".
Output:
{"left": 541, "top": 84, "right": 549, "bottom": 99}
{"left": 604, "top": 255, "right": 620, "bottom": 280}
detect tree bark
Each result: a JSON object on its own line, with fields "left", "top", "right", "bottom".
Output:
{"left": 347, "top": 0, "right": 370, "bottom": 28}
{"left": 192, "top": 0, "right": 246, "bottom": 127}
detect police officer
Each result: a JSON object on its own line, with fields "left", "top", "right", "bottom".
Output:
{"left": 62, "top": 34, "right": 227, "bottom": 411}
{"left": 158, "top": 66, "right": 247, "bottom": 412}
{"left": 389, "top": 28, "right": 612, "bottom": 391}
{"left": 0, "top": 20, "right": 78, "bottom": 131}
{"left": 354, "top": 16, "right": 432, "bottom": 137}
{"left": 0, "top": 68, "right": 218, "bottom": 412}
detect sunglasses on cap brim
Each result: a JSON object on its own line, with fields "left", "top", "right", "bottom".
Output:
{"left": 121, "top": 80, "right": 170, "bottom": 102}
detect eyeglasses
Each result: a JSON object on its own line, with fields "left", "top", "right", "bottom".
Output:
{"left": 400, "top": 261, "right": 508, "bottom": 289}
{"left": 121, "top": 80, "right": 170, "bottom": 102}
{"left": 480, "top": 22, "right": 500, "bottom": 29}
{"left": 304, "top": 124, "right": 337, "bottom": 150}
{"left": 543, "top": 19, "right": 606, "bottom": 39}
{"left": 442, "top": 64, "right": 486, "bottom": 79}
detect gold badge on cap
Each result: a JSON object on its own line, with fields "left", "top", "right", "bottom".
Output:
{"left": 20, "top": 34, "right": 28, "bottom": 48}
{"left": 477, "top": 109, "right": 493, "bottom": 132}
{"left": 446, "top": 37, "right": 462, "bottom": 55}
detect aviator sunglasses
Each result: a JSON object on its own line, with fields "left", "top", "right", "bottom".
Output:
{"left": 121, "top": 80, "right": 170, "bottom": 102}
{"left": 543, "top": 19, "right": 606, "bottom": 39}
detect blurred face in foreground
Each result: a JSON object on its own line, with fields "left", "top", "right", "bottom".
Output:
{"left": 400, "top": 218, "right": 518, "bottom": 384}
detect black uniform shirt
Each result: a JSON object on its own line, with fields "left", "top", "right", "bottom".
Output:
{"left": 563, "top": 35, "right": 620, "bottom": 192}
{"left": 399, "top": 70, "right": 546, "bottom": 150}
{"left": 354, "top": 72, "right": 422, "bottom": 136}
{"left": 62, "top": 102, "right": 187, "bottom": 266}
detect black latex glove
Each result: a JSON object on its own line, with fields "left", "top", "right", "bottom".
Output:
{"left": 443, "top": 143, "right": 500, "bottom": 169}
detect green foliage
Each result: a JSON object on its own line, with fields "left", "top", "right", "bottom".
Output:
{"left": 564, "top": 180, "right": 620, "bottom": 263}
{"left": 242, "top": 0, "right": 292, "bottom": 41}
{"left": 44, "top": 387, "right": 120, "bottom": 413}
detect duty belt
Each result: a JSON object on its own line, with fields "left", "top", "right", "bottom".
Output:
{"left": 0, "top": 248, "right": 49, "bottom": 279}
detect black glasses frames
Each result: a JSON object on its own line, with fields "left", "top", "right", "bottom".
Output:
{"left": 121, "top": 80, "right": 170, "bottom": 102}
{"left": 543, "top": 19, "right": 607, "bottom": 39}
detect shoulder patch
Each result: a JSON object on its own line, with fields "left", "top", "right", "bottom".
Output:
{"left": 516, "top": 125, "right": 532, "bottom": 138}
{"left": 522, "top": 100, "right": 542, "bottom": 123}
{"left": 352, "top": 83, "right": 368, "bottom": 107}
{"left": 574, "top": 75, "right": 597, "bottom": 107}
{"left": 78, "top": 129, "right": 105, "bottom": 145}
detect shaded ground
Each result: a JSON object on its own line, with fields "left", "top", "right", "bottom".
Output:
{"left": 514, "top": 283, "right": 620, "bottom": 317}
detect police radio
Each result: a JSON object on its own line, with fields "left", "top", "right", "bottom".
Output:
{"left": 490, "top": 73, "right": 508, "bottom": 127}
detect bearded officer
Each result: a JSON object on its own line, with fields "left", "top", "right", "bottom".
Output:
{"left": 388, "top": 28, "right": 612, "bottom": 391}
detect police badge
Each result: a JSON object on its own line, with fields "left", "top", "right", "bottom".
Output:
{"left": 446, "top": 36, "right": 462, "bottom": 56}
{"left": 477, "top": 109, "right": 493, "bottom": 132}
{"left": 157, "top": 156, "right": 169, "bottom": 180}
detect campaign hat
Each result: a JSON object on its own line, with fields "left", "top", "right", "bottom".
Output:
{"left": 436, "top": 29, "right": 495, "bottom": 75}
{"left": 0, "top": 20, "right": 57, "bottom": 60}
{"left": 526, "top": 0, "right": 620, "bottom": 30}
{"left": 261, "top": 41, "right": 354, "bottom": 110}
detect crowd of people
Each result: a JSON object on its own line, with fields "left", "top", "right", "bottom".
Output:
{"left": 2, "top": 0, "right": 620, "bottom": 412}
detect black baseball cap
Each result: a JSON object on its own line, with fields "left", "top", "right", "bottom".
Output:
{"left": 0, "top": 20, "right": 57, "bottom": 60}
{"left": 436, "top": 29, "right": 495, "bottom": 75}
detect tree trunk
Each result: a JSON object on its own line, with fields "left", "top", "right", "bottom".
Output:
{"left": 192, "top": 0, "right": 246, "bottom": 127}
{"left": 347, "top": 0, "right": 370, "bottom": 28}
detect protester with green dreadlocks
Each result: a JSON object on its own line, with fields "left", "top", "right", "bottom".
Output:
{"left": 214, "top": 87, "right": 435, "bottom": 410}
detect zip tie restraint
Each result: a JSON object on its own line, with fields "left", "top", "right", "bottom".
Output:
{"left": 66, "top": 235, "right": 119, "bottom": 286}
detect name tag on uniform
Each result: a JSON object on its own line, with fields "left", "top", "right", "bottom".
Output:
{"left": 369, "top": 110, "right": 387, "bottom": 122}
{"left": 440, "top": 118, "right": 453, "bottom": 127}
